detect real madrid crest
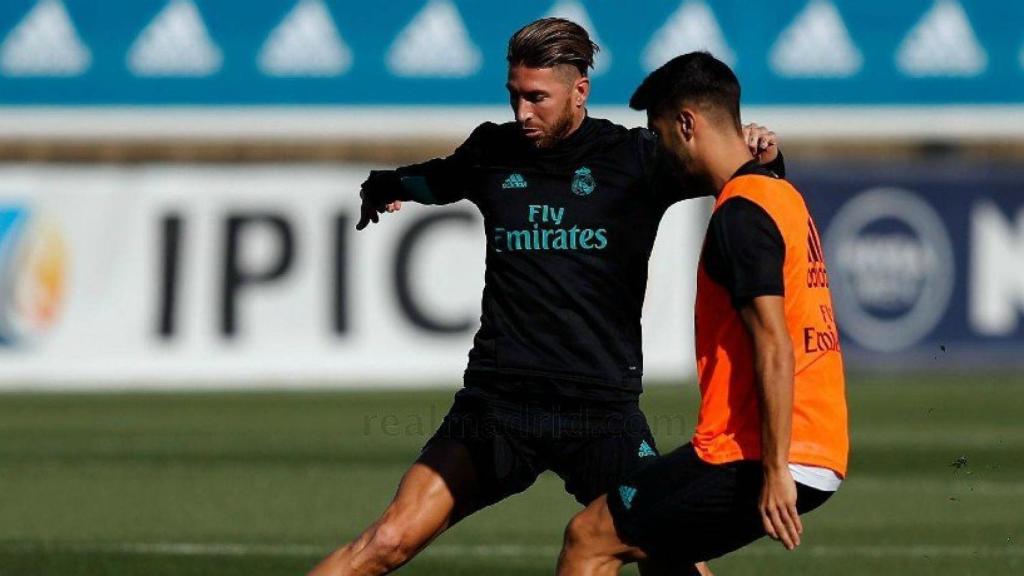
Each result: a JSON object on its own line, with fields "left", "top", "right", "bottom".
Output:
{"left": 571, "top": 167, "right": 596, "bottom": 197}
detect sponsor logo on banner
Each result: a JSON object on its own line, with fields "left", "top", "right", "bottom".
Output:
{"left": 0, "top": 0, "right": 90, "bottom": 77}
{"left": 824, "top": 188, "right": 955, "bottom": 352}
{"left": 0, "top": 206, "right": 67, "bottom": 346}
{"left": 969, "top": 201, "right": 1024, "bottom": 337}
{"left": 258, "top": 0, "right": 351, "bottom": 77}
{"left": 0, "top": 1, "right": 1018, "bottom": 108}
{"left": 897, "top": 0, "right": 986, "bottom": 78}
{"left": 770, "top": 0, "right": 862, "bottom": 78}
{"left": 643, "top": 0, "right": 735, "bottom": 70}
{"left": 128, "top": 0, "right": 222, "bottom": 77}
{"left": 386, "top": 0, "right": 481, "bottom": 79}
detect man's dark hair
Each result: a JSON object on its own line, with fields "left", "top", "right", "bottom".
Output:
{"left": 629, "top": 52, "right": 742, "bottom": 131}
{"left": 507, "top": 18, "right": 598, "bottom": 77}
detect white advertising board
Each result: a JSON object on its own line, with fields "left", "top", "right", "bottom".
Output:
{"left": 0, "top": 165, "right": 706, "bottom": 390}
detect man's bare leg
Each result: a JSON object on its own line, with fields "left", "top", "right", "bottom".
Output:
{"left": 557, "top": 495, "right": 641, "bottom": 576}
{"left": 558, "top": 496, "right": 714, "bottom": 576}
{"left": 308, "top": 439, "right": 481, "bottom": 576}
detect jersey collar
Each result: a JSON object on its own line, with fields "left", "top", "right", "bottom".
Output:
{"left": 729, "top": 158, "right": 776, "bottom": 180}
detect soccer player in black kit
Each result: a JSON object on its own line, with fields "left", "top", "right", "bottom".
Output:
{"left": 308, "top": 18, "right": 781, "bottom": 576}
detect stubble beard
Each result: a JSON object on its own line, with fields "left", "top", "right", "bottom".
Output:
{"left": 661, "top": 144, "right": 713, "bottom": 192}
{"left": 534, "top": 100, "right": 577, "bottom": 149}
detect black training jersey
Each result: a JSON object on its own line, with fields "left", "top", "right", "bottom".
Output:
{"left": 380, "top": 116, "right": 783, "bottom": 400}
{"left": 701, "top": 161, "right": 787, "bottom": 309}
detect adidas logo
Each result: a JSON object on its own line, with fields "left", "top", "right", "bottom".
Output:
{"left": 0, "top": 0, "right": 91, "bottom": 77}
{"left": 770, "top": 0, "right": 862, "bottom": 78}
{"left": 502, "top": 173, "right": 528, "bottom": 189}
{"left": 259, "top": 0, "right": 352, "bottom": 77}
{"left": 638, "top": 440, "right": 656, "bottom": 458}
{"left": 619, "top": 485, "right": 638, "bottom": 510}
{"left": 387, "top": 0, "right": 481, "bottom": 78}
{"left": 546, "top": 0, "right": 610, "bottom": 76}
{"left": 807, "top": 218, "right": 830, "bottom": 288}
{"left": 128, "top": 0, "right": 222, "bottom": 77}
{"left": 643, "top": 1, "right": 735, "bottom": 71}
{"left": 897, "top": 0, "right": 986, "bottom": 78}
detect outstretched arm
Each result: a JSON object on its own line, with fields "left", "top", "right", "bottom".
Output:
{"left": 355, "top": 159, "right": 475, "bottom": 230}
{"left": 356, "top": 170, "right": 407, "bottom": 230}
{"left": 739, "top": 296, "right": 802, "bottom": 551}
{"left": 356, "top": 124, "right": 490, "bottom": 230}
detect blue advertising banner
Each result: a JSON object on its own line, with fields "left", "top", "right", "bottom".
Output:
{"left": 0, "top": 0, "right": 1022, "bottom": 106}
{"left": 793, "top": 162, "right": 1024, "bottom": 369}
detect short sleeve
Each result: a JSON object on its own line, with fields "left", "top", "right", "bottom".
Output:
{"left": 703, "top": 197, "right": 786, "bottom": 307}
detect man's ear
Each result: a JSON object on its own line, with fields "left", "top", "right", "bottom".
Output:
{"left": 677, "top": 109, "right": 697, "bottom": 141}
{"left": 574, "top": 75, "right": 590, "bottom": 108}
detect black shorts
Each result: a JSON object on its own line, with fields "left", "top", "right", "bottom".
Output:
{"left": 608, "top": 443, "right": 833, "bottom": 569}
{"left": 422, "top": 381, "right": 659, "bottom": 507}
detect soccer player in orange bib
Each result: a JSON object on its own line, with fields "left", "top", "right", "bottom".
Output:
{"left": 556, "top": 52, "right": 849, "bottom": 575}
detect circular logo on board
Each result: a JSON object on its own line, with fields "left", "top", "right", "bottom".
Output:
{"left": 0, "top": 206, "right": 68, "bottom": 346}
{"left": 824, "top": 188, "right": 954, "bottom": 352}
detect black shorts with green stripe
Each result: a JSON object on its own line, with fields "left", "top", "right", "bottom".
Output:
{"left": 608, "top": 443, "right": 833, "bottom": 571}
{"left": 422, "top": 378, "right": 660, "bottom": 508}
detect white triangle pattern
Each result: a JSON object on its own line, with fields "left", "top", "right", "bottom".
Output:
{"left": 1, "top": 2, "right": 1016, "bottom": 85}
{"left": 0, "top": 0, "right": 90, "bottom": 77}
{"left": 387, "top": 0, "right": 481, "bottom": 78}
{"left": 896, "top": 0, "right": 986, "bottom": 77}
{"left": 545, "top": 0, "right": 610, "bottom": 76}
{"left": 642, "top": 0, "right": 735, "bottom": 71}
{"left": 259, "top": 0, "right": 351, "bottom": 77}
{"left": 127, "top": 0, "right": 222, "bottom": 77}
{"left": 770, "top": 0, "right": 862, "bottom": 78}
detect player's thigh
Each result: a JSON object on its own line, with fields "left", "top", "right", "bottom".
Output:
{"left": 420, "top": 387, "right": 548, "bottom": 518}
{"left": 677, "top": 465, "right": 834, "bottom": 561}
{"left": 553, "top": 415, "right": 659, "bottom": 505}
{"left": 604, "top": 444, "right": 753, "bottom": 565}
{"left": 379, "top": 438, "right": 483, "bottom": 539}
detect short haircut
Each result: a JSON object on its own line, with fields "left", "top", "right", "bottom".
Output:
{"left": 507, "top": 18, "right": 598, "bottom": 77}
{"left": 629, "top": 52, "right": 742, "bottom": 131}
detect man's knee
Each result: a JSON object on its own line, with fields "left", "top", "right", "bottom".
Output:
{"left": 563, "top": 507, "right": 605, "bottom": 555}
{"left": 558, "top": 514, "right": 596, "bottom": 576}
{"left": 564, "top": 511, "right": 587, "bottom": 547}
{"left": 559, "top": 509, "right": 625, "bottom": 576}
{"left": 364, "top": 521, "right": 417, "bottom": 568}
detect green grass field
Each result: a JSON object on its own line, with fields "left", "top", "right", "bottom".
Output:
{"left": 1, "top": 374, "right": 1022, "bottom": 575}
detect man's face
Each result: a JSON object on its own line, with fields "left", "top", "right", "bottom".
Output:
{"left": 507, "top": 65, "right": 585, "bottom": 148}
{"left": 649, "top": 111, "right": 696, "bottom": 179}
